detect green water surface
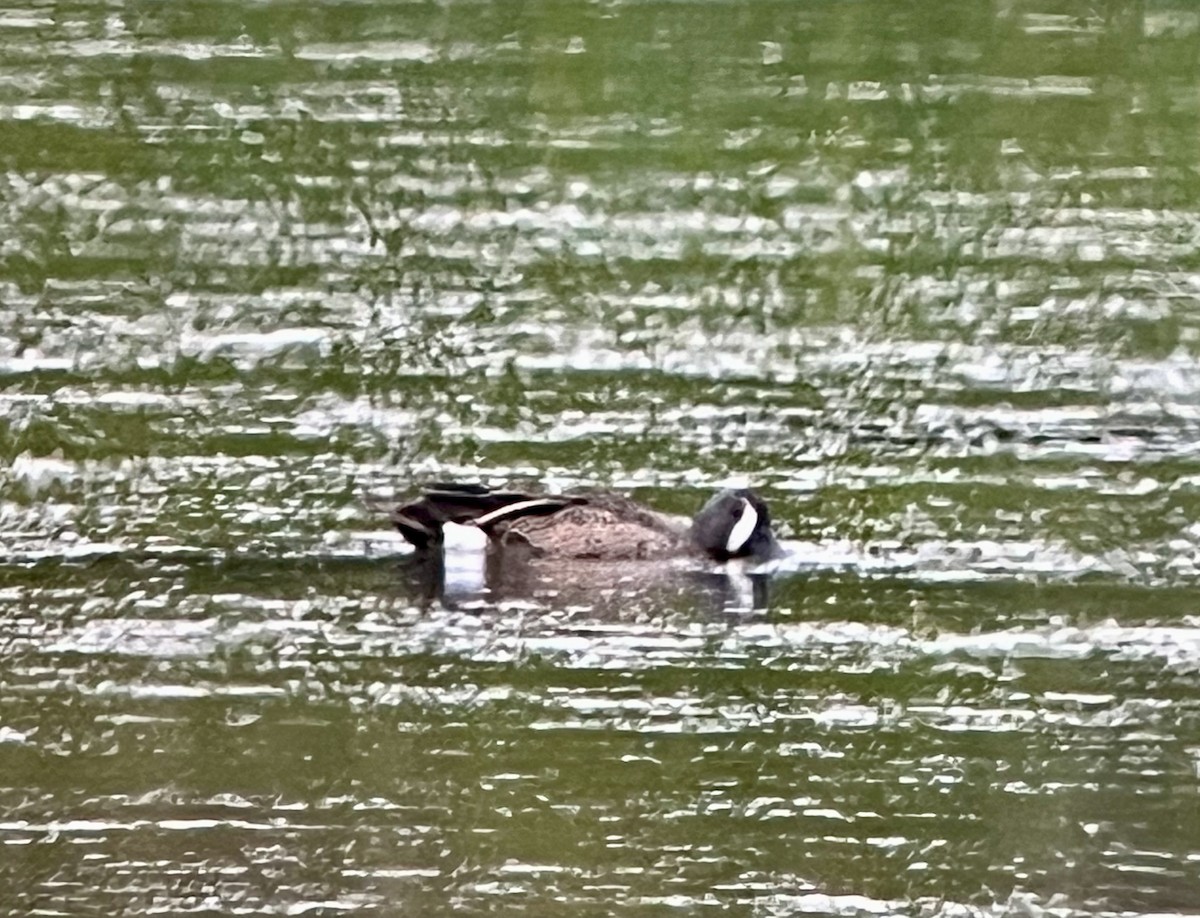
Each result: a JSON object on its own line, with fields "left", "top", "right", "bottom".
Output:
{"left": 2, "top": 1, "right": 1200, "bottom": 915}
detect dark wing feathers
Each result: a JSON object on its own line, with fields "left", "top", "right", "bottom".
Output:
{"left": 426, "top": 482, "right": 491, "bottom": 495}
{"left": 389, "top": 485, "right": 582, "bottom": 549}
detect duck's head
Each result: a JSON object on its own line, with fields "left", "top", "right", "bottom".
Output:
{"left": 690, "top": 488, "right": 780, "bottom": 562}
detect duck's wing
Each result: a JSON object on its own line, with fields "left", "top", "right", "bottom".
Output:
{"left": 390, "top": 484, "right": 581, "bottom": 550}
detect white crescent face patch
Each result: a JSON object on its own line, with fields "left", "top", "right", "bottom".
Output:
{"left": 725, "top": 499, "right": 759, "bottom": 554}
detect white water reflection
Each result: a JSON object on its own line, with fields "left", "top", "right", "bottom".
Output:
{"left": 3, "top": 0, "right": 1200, "bottom": 913}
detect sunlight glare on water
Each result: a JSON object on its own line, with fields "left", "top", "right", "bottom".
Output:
{"left": 3, "top": 0, "right": 1200, "bottom": 915}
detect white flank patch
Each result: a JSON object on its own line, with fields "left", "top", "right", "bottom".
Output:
{"left": 443, "top": 522, "right": 488, "bottom": 552}
{"left": 442, "top": 522, "right": 487, "bottom": 596}
{"left": 475, "top": 499, "right": 561, "bottom": 527}
{"left": 725, "top": 500, "right": 759, "bottom": 554}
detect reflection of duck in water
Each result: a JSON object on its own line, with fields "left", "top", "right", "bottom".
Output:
{"left": 388, "top": 484, "right": 782, "bottom": 610}
{"left": 390, "top": 484, "right": 782, "bottom": 563}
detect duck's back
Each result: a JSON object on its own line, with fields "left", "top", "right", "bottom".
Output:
{"left": 487, "top": 493, "right": 692, "bottom": 561}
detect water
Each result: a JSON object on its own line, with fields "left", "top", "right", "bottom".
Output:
{"left": 3, "top": 0, "right": 1200, "bottom": 914}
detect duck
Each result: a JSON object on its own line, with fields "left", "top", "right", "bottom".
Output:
{"left": 389, "top": 483, "right": 782, "bottom": 563}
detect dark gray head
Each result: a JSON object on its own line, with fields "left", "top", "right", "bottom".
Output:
{"left": 690, "top": 489, "right": 779, "bottom": 562}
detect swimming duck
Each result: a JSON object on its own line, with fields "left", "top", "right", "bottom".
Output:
{"left": 390, "top": 483, "right": 781, "bottom": 563}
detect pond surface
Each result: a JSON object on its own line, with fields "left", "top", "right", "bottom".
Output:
{"left": 3, "top": 0, "right": 1200, "bottom": 915}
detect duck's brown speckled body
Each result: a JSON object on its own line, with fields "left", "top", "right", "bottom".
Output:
{"left": 390, "top": 484, "right": 780, "bottom": 563}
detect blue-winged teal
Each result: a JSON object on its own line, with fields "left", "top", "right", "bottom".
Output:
{"left": 390, "top": 484, "right": 781, "bottom": 563}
